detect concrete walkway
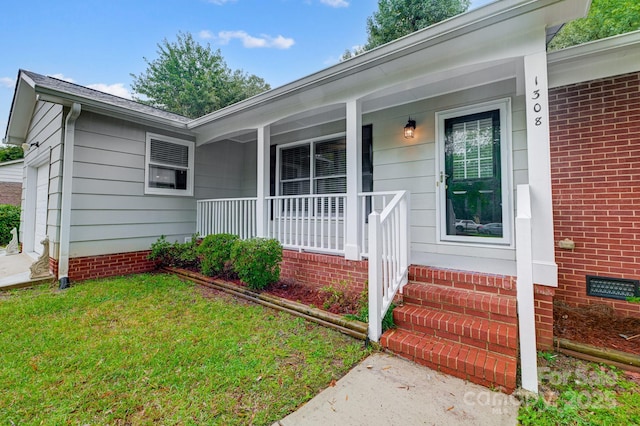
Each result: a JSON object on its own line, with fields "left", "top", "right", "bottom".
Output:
{"left": 276, "top": 352, "right": 520, "bottom": 426}
{"left": 0, "top": 251, "right": 52, "bottom": 289}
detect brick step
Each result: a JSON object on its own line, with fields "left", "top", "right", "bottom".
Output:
{"left": 393, "top": 304, "right": 517, "bottom": 357}
{"left": 402, "top": 282, "right": 517, "bottom": 325}
{"left": 381, "top": 328, "right": 517, "bottom": 393}
{"left": 409, "top": 266, "right": 516, "bottom": 296}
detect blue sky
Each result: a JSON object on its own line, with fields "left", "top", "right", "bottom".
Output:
{"left": 1, "top": 0, "right": 493, "bottom": 137}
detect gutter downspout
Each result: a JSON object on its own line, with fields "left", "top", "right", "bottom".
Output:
{"left": 58, "top": 103, "right": 81, "bottom": 289}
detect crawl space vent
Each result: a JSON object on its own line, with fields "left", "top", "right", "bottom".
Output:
{"left": 586, "top": 275, "right": 639, "bottom": 300}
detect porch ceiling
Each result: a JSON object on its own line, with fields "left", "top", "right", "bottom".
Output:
{"left": 198, "top": 56, "right": 521, "bottom": 147}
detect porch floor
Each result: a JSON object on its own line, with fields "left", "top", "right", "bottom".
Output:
{"left": 0, "top": 252, "right": 54, "bottom": 289}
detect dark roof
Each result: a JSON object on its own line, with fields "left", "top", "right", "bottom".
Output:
{"left": 22, "top": 70, "right": 191, "bottom": 123}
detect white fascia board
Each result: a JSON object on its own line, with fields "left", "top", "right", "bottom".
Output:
{"left": 3, "top": 75, "right": 37, "bottom": 145}
{"left": 548, "top": 30, "right": 640, "bottom": 88}
{"left": 188, "top": 0, "right": 590, "bottom": 132}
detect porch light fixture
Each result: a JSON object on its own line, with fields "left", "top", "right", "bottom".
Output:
{"left": 21, "top": 141, "right": 39, "bottom": 151}
{"left": 404, "top": 118, "right": 416, "bottom": 139}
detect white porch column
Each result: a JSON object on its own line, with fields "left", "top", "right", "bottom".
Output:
{"left": 524, "top": 51, "right": 557, "bottom": 287}
{"left": 344, "top": 100, "right": 363, "bottom": 260}
{"left": 256, "top": 125, "right": 270, "bottom": 238}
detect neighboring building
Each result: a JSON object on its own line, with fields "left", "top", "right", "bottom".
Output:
{"left": 6, "top": 0, "right": 640, "bottom": 392}
{"left": 0, "top": 158, "right": 23, "bottom": 205}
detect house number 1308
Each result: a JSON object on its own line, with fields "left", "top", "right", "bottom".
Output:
{"left": 532, "top": 76, "right": 543, "bottom": 126}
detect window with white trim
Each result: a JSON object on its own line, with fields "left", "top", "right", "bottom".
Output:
{"left": 278, "top": 136, "right": 346, "bottom": 196}
{"left": 145, "top": 133, "right": 194, "bottom": 196}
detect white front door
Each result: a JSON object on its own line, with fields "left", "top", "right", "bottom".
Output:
{"left": 33, "top": 164, "right": 49, "bottom": 255}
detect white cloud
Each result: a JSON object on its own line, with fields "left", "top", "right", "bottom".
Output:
{"left": 49, "top": 73, "right": 75, "bottom": 83}
{"left": 320, "top": 0, "right": 349, "bottom": 7}
{"left": 208, "top": 0, "right": 237, "bottom": 4}
{"left": 87, "top": 83, "right": 132, "bottom": 99}
{"left": 0, "top": 77, "right": 14, "bottom": 88}
{"left": 199, "top": 30, "right": 214, "bottom": 39}
{"left": 215, "top": 30, "right": 295, "bottom": 49}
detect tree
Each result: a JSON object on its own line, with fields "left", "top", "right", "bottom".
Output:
{"left": 0, "top": 145, "right": 24, "bottom": 162}
{"left": 131, "top": 32, "right": 270, "bottom": 118}
{"left": 347, "top": 0, "right": 470, "bottom": 57}
{"left": 548, "top": 0, "right": 640, "bottom": 50}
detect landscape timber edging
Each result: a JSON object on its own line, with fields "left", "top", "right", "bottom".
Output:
{"left": 164, "top": 267, "right": 369, "bottom": 341}
{"left": 555, "top": 338, "right": 640, "bottom": 373}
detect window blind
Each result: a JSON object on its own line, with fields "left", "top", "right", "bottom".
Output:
{"left": 150, "top": 139, "right": 189, "bottom": 168}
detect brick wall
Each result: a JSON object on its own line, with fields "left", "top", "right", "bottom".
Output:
{"left": 50, "top": 251, "right": 156, "bottom": 282}
{"left": 549, "top": 71, "right": 640, "bottom": 318}
{"left": 280, "top": 250, "right": 368, "bottom": 296}
{"left": 534, "top": 285, "right": 555, "bottom": 350}
{"left": 0, "top": 182, "right": 21, "bottom": 206}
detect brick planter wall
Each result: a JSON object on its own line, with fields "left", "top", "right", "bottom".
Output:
{"left": 49, "top": 251, "right": 156, "bottom": 282}
{"left": 549, "top": 71, "right": 640, "bottom": 318}
{"left": 280, "top": 250, "right": 368, "bottom": 296}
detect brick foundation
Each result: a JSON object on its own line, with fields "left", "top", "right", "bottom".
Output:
{"left": 280, "top": 250, "right": 368, "bottom": 296}
{"left": 49, "top": 251, "right": 156, "bottom": 282}
{"left": 550, "top": 71, "right": 640, "bottom": 319}
{"left": 534, "top": 285, "right": 555, "bottom": 350}
{"left": 0, "top": 182, "right": 21, "bottom": 206}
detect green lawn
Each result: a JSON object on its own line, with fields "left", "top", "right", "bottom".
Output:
{"left": 518, "top": 352, "right": 640, "bottom": 425}
{"left": 0, "top": 273, "right": 370, "bottom": 425}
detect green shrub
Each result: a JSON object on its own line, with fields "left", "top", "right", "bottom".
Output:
{"left": 148, "top": 235, "right": 200, "bottom": 268}
{"left": 231, "top": 238, "right": 282, "bottom": 291}
{"left": 0, "top": 204, "right": 20, "bottom": 246}
{"left": 197, "top": 233, "right": 239, "bottom": 277}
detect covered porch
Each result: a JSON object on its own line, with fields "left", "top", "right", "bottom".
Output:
{"left": 185, "top": 0, "right": 591, "bottom": 392}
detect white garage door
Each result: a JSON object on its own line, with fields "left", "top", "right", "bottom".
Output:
{"left": 34, "top": 164, "right": 49, "bottom": 255}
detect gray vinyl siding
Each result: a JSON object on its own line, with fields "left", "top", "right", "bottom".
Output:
{"left": 20, "top": 101, "right": 63, "bottom": 255}
{"left": 194, "top": 140, "right": 252, "bottom": 200}
{"left": 69, "top": 112, "right": 196, "bottom": 257}
{"left": 364, "top": 79, "right": 524, "bottom": 275}
{"left": 241, "top": 141, "right": 257, "bottom": 197}
{"left": 0, "top": 161, "right": 23, "bottom": 183}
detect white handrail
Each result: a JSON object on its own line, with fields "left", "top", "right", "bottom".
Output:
{"left": 358, "top": 191, "right": 401, "bottom": 258}
{"left": 516, "top": 184, "right": 538, "bottom": 394}
{"left": 368, "top": 190, "right": 410, "bottom": 342}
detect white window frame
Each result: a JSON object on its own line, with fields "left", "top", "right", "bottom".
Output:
{"left": 435, "top": 98, "right": 513, "bottom": 247}
{"left": 145, "top": 133, "right": 195, "bottom": 196}
{"left": 276, "top": 132, "right": 347, "bottom": 196}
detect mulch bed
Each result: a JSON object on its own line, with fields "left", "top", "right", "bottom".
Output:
{"left": 186, "top": 266, "right": 640, "bottom": 356}
{"left": 263, "top": 279, "right": 361, "bottom": 316}
{"left": 554, "top": 301, "right": 640, "bottom": 355}
{"left": 181, "top": 267, "right": 361, "bottom": 316}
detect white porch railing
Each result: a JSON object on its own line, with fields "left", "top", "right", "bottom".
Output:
{"left": 358, "top": 191, "right": 400, "bottom": 258}
{"left": 367, "top": 190, "right": 410, "bottom": 342}
{"left": 196, "top": 197, "right": 257, "bottom": 240}
{"left": 265, "top": 194, "right": 347, "bottom": 255}
{"left": 515, "top": 184, "right": 538, "bottom": 394}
